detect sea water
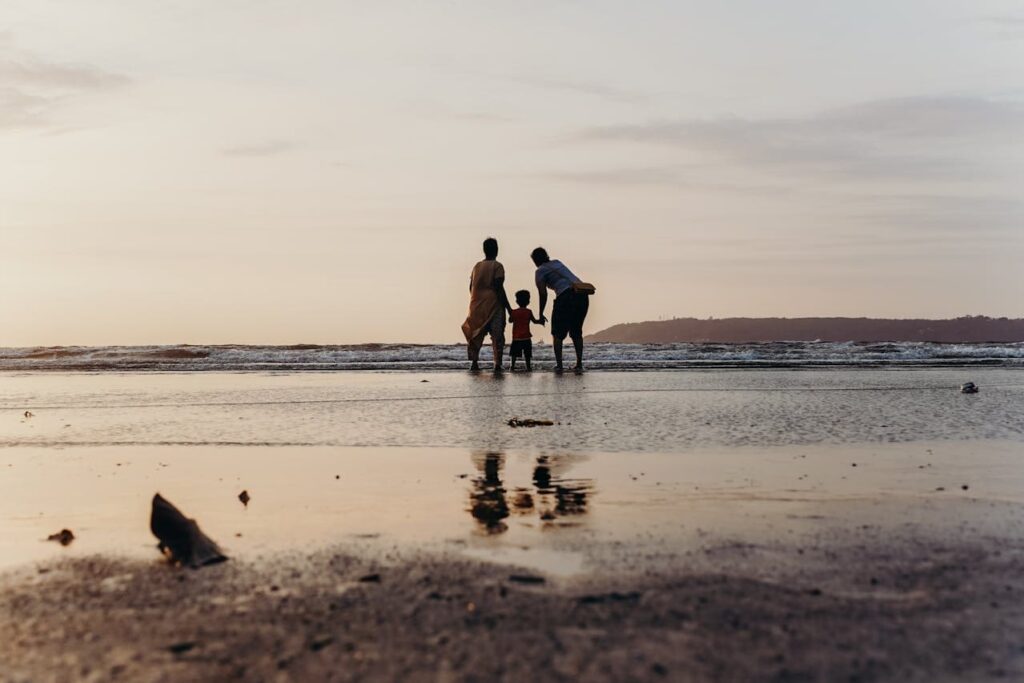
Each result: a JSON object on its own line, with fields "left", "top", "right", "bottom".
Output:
{"left": 1, "top": 341, "right": 1023, "bottom": 372}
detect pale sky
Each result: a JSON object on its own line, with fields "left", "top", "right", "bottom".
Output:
{"left": 1, "top": 1, "right": 1022, "bottom": 345}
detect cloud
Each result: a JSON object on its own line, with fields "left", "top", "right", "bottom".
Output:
{"left": 0, "top": 57, "right": 128, "bottom": 91}
{"left": 0, "top": 87, "right": 50, "bottom": 129}
{"left": 839, "top": 193, "right": 1024, "bottom": 237}
{"left": 544, "top": 166, "right": 686, "bottom": 186}
{"left": 0, "top": 35, "right": 129, "bottom": 131}
{"left": 977, "top": 15, "right": 1024, "bottom": 39}
{"left": 577, "top": 96, "right": 1024, "bottom": 181}
{"left": 977, "top": 15, "right": 1024, "bottom": 27}
{"left": 442, "top": 63, "right": 645, "bottom": 104}
{"left": 448, "top": 111, "right": 517, "bottom": 124}
{"left": 221, "top": 140, "right": 297, "bottom": 157}
{"left": 501, "top": 73, "right": 645, "bottom": 103}
{"left": 537, "top": 165, "right": 795, "bottom": 195}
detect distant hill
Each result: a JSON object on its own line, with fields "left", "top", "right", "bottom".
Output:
{"left": 587, "top": 316, "right": 1024, "bottom": 343}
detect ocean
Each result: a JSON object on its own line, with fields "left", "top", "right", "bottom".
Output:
{"left": 2, "top": 341, "right": 1023, "bottom": 372}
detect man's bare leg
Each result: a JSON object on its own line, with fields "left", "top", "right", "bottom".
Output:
{"left": 553, "top": 337, "right": 564, "bottom": 372}
{"left": 570, "top": 331, "right": 584, "bottom": 372}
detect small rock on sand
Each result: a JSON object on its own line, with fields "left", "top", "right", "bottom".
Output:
{"left": 238, "top": 490, "right": 250, "bottom": 507}
{"left": 309, "top": 637, "right": 334, "bottom": 652}
{"left": 167, "top": 641, "right": 197, "bottom": 655}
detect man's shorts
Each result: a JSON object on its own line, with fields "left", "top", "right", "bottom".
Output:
{"left": 551, "top": 290, "right": 590, "bottom": 340}
{"left": 510, "top": 338, "right": 532, "bottom": 359}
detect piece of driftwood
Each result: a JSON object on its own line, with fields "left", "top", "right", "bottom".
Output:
{"left": 150, "top": 494, "right": 227, "bottom": 568}
{"left": 507, "top": 417, "right": 555, "bottom": 428}
{"left": 960, "top": 382, "right": 979, "bottom": 394}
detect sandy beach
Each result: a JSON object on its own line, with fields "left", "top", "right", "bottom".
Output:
{"left": 6, "top": 1, "right": 1022, "bottom": 678}
{"left": 3, "top": 369, "right": 1024, "bottom": 681}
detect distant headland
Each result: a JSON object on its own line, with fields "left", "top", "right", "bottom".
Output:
{"left": 587, "top": 316, "right": 1024, "bottom": 344}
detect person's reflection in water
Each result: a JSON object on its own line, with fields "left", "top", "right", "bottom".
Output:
{"left": 468, "top": 451, "right": 509, "bottom": 534}
{"left": 467, "top": 452, "right": 594, "bottom": 532}
{"left": 533, "top": 455, "right": 591, "bottom": 522}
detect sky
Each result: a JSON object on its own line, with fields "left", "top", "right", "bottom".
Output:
{"left": 1, "top": 0, "right": 1022, "bottom": 345}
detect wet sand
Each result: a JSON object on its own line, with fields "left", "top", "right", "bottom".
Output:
{"left": 4, "top": 523, "right": 1024, "bottom": 682}
{"left": 3, "top": 370, "right": 1024, "bottom": 681}
{"left": 3, "top": 440, "right": 1024, "bottom": 681}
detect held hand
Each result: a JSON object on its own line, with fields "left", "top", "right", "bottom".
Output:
{"left": 509, "top": 314, "right": 515, "bottom": 323}
{"left": 539, "top": 315, "right": 548, "bottom": 326}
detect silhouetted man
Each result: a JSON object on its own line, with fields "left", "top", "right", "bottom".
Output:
{"left": 531, "top": 247, "right": 589, "bottom": 373}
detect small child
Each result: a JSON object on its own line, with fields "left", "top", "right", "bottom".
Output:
{"left": 509, "top": 290, "right": 541, "bottom": 371}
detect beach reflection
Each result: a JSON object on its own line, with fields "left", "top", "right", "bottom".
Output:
{"left": 468, "top": 452, "right": 594, "bottom": 534}
{"left": 468, "top": 452, "right": 510, "bottom": 534}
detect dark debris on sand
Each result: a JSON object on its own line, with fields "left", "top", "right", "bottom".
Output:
{"left": 507, "top": 417, "right": 555, "bottom": 428}
{"left": 150, "top": 494, "right": 227, "bottom": 569}
{"left": 45, "top": 529, "right": 75, "bottom": 546}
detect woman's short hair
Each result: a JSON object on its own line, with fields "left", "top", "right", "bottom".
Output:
{"left": 530, "top": 247, "right": 549, "bottom": 266}
{"left": 483, "top": 237, "right": 498, "bottom": 258}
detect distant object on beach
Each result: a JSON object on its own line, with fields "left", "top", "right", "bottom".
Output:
{"left": 238, "top": 490, "right": 250, "bottom": 507}
{"left": 150, "top": 494, "right": 227, "bottom": 569}
{"left": 960, "top": 382, "right": 979, "bottom": 394}
{"left": 587, "top": 315, "right": 1024, "bottom": 344}
{"left": 46, "top": 529, "right": 74, "bottom": 546}
{"left": 507, "top": 417, "right": 555, "bottom": 428}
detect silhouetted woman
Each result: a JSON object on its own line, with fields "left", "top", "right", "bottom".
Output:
{"left": 462, "top": 238, "right": 513, "bottom": 372}
{"left": 531, "top": 247, "right": 589, "bottom": 373}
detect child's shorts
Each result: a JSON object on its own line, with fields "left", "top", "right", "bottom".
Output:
{"left": 510, "top": 339, "right": 532, "bottom": 359}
